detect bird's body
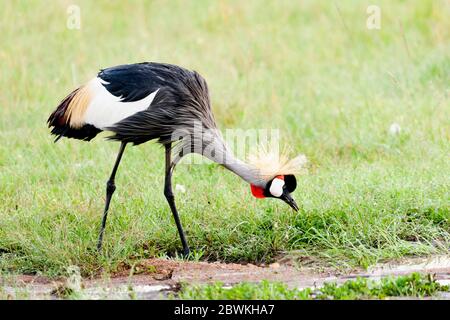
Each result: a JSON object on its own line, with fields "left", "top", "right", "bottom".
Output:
{"left": 48, "top": 62, "right": 302, "bottom": 254}
{"left": 49, "top": 62, "right": 216, "bottom": 145}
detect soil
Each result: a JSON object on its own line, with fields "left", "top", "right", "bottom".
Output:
{"left": 2, "top": 255, "right": 450, "bottom": 299}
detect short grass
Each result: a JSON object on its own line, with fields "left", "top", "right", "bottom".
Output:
{"left": 0, "top": 1, "right": 449, "bottom": 277}
{"left": 175, "top": 273, "right": 449, "bottom": 300}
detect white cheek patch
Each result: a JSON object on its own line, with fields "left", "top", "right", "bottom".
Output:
{"left": 269, "top": 178, "right": 285, "bottom": 197}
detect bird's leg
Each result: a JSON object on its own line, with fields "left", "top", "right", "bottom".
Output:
{"left": 164, "top": 143, "right": 190, "bottom": 257}
{"left": 97, "top": 142, "right": 127, "bottom": 251}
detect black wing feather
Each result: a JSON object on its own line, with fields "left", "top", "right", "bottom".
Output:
{"left": 98, "top": 62, "right": 187, "bottom": 102}
{"left": 104, "top": 64, "right": 216, "bottom": 146}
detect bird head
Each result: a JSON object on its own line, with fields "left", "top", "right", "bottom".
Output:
{"left": 246, "top": 151, "right": 306, "bottom": 212}
{"left": 250, "top": 175, "right": 299, "bottom": 211}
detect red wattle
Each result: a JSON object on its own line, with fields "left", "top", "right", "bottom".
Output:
{"left": 250, "top": 184, "right": 265, "bottom": 198}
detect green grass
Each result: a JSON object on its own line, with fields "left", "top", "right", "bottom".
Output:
{"left": 176, "top": 273, "right": 450, "bottom": 300}
{"left": 0, "top": 1, "right": 449, "bottom": 277}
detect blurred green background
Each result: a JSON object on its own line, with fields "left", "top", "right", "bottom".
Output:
{"left": 0, "top": 0, "right": 448, "bottom": 276}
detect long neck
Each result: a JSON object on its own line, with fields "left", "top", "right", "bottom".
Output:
{"left": 198, "top": 131, "right": 266, "bottom": 187}
{"left": 172, "top": 126, "right": 267, "bottom": 187}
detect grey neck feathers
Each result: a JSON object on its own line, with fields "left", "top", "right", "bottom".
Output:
{"left": 175, "top": 128, "right": 267, "bottom": 187}
{"left": 210, "top": 134, "right": 267, "bottom": 187}
{"left": 221, "top": 155, "right": 267, "bottom": 187}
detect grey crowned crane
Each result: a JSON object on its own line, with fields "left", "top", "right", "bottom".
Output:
{"left": 48, "top": 62, "right": 304, "bottom": 255}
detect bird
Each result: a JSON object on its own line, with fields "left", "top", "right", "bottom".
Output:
{"left": 47, "top": 62, "right": 305, "bottom": 255}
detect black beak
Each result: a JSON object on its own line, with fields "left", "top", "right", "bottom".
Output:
{"left": 280, "top": 190, "right": 299, "bottom": 211}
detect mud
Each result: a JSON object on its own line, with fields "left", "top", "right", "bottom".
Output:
{"left": 2, "top": 255, "right": 450, "bottom": 300}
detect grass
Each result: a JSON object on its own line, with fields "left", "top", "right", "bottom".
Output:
{"left": 0, "top": 1, "right": 449, "bottom": 277}
{"left": 176, "top": 273, "right": 450, "bottom": 300}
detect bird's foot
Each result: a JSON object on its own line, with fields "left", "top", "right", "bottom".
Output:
{"left": 167, "top": 248, "right": 191, "bottom": 260}
{"left": 182, "top": 247, "right": 191, "bottom": 258}
{"left": 168, "top": 247, "right": 191, "bottom": 260}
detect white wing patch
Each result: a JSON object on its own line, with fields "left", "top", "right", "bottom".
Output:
{"left": 269, "top": 178, "right": 285, "bottom": 197}
{"left": 84, "top": 77, "right": 159, "bottom": 130}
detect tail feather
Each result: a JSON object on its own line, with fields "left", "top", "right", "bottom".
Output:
{"left": 47, "top": 85, "right": 101, "bottom": 142}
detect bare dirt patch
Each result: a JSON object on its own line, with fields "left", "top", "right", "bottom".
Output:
{"left": 2, "top": 255, "right": 450, "bottom": 299}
